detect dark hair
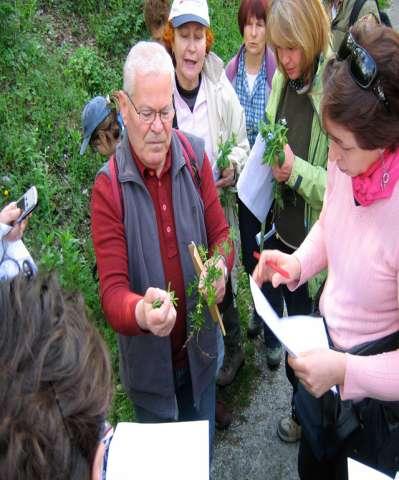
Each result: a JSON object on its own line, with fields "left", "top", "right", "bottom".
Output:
{"left": 0, "top": 273, "right": 113, "bottom": 480}
{"left": 144, "top": 0, "right": 170, "bottom": 32}
{"left": 322, "top": 23, "right": 399, "bottom": 151}
{"left": 90, "top": 109, "right": 121, "bottom": 152}
{"left": 238, "top": 0, "right": 269, "bottom": 36}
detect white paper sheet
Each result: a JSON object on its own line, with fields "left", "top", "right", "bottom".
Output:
{"left": 348, "top": 458, "right": 392, "bottom": 480}
{"left": 106, "top": 421, "right": 209, "bottom": 480}
{"left": 250, "top": 276, "right": 330, "bottom": 357}
{"left": 237, "top": 133, "right": 274, "bottom": 223}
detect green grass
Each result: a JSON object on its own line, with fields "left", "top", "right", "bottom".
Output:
{"left": 0, "top": 0, "right": 249, "bottom": 425}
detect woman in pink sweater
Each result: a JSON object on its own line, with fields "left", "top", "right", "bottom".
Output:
{"left": 254, "top": 22, "right": 399, "bottom": 479}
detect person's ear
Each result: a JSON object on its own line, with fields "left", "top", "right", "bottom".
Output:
{"left": 119, "top": 91, "right": 129, "bottom": 128}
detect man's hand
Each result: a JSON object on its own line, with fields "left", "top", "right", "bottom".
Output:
{"left": 215, "top": 166, "right": 235, "bottom": 188}
{"left": 271, "top": 144, "right": 294, "bottom": 183}
{"left": 0, "top": 203, "right": 27, "bottom": 241}
{"left": 135, "top": 287, "right": 176, "bottom": 336}
{"left": 199, "top": 256, "right": 227, "bottom": 304}
{"left": 288, "top": 349, "right": 347, "bottom": 398}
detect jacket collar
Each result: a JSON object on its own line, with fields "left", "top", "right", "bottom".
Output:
{"left": 116, "top": 129, "right": 185, "bottom": 185}
{"left": 202, "top": 51, "right": 224, "bottom": 84}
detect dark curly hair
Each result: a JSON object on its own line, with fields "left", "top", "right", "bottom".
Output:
{"left": 0, "top": 273, "right": 113, "bottom": 480}
{"left": 322, "top": 23, "right": 399, "bottom": 151}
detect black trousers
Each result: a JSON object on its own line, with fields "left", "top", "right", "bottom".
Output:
{"left": 238, "top": 198, "right": 312, "bottom": 345}
{"left": 298, "top": 433, "right": 349, "bottom": 480}
{"left": 298, "top": 425, "right": 398, "bottom": 479}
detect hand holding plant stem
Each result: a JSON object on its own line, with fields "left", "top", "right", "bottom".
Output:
{"left": 187, "top": 238, "right": 232, "bottom": 338}
{"left": 259, "top": 115, "right": 289, "bottom": 211}
{"left": 136, "top": 286, "right": 177, "bottom": 336}
{"left": 152, "top": 282, "right": 178, "bottom": 309}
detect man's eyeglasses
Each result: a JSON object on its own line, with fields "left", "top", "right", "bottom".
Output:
{"left": 124, "top": 92, "right": 175, "bottom": 124}
{"left": 337, "top": 32, "right": 389, "bottom": 111}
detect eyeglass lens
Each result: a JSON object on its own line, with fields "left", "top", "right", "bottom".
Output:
{"left": 350, "top": 49, "right": 377, "bottom": 89}
{"left": 337, "top": 33, "right": 377, "bottom": 89}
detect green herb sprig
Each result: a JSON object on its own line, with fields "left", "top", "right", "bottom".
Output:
{"left": 186, "top": 234, "right": 233, "bottom": 343}
{"left": 152, "top": 282, "right": 178, "bottom": 309}
{"left": 259, "top": 116, "right": 288, "bottom": 211}
{"left": 216, "top": 134, "right": 237, "bottom": 208}
{"left": 216, "top": 133, "right": 236, "bottom": 171}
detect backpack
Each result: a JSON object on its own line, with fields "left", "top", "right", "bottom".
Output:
{"left": 109, "top": 129, "right": 202, "bottom": 220}
{"left": 349, "top": 0, "right": 392, "bottom": 28}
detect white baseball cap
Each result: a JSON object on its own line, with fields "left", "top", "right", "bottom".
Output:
{"left": 168, "top": 0, "right": 210, "bottom": 28}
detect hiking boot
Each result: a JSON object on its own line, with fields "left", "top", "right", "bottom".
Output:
{"left": 216, "top": 348, "right": 245, "bottom": 386}
{"left": 277, "top": 415, "right": 301, "bottom": 443}
{"left": 247, "top": 313, "right": 262, "bottom": 339}
{"left": 266, "top": 344, "right": 282, "bottom": 369}
{"left": 215, "top": 400, "right": 232, "bottom": 430}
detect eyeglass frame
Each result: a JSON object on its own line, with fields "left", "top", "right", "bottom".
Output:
{"left": 124, "top": 91, "right": 175, "bottom": 124}
{"left": 336, "top": 32, "right": 389, "bottom": 111}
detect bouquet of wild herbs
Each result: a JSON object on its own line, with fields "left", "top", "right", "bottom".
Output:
{"left": 186, "top": 237, "right": 232, "bottom": 343}
{"left": 259, "top": 116, "right": 288, "bottom": 210}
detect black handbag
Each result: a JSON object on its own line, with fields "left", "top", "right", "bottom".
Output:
{"left": 294, "top": 329, "right": 399, "bottom": 474}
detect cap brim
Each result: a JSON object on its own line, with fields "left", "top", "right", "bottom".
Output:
{"left": 80, "top": 136, "right": 90, "bottom": 155}
{"left": 171, "top": 14, "right": 209, "bottom": 28}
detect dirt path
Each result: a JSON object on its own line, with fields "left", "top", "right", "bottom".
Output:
{"left": 211, "top": 338, "right": 299, "bottom": 480}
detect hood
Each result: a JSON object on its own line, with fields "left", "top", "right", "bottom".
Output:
{"left": 202, "top": 51, "right": 225, "bottom": 84}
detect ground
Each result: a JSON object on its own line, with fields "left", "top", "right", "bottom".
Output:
{"left": 211, "top": 338, "right": 299, "bottom": 480}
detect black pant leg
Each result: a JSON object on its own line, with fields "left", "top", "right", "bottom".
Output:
{"left": 298, "top": 434, "right": 348, "bottom": 480}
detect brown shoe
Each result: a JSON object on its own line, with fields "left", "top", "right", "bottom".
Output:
{"left": 216, "top": 348, "right": 245, "bottom": 386}
{"left": 215, "top": 400, "right": 232, "bottom": 430}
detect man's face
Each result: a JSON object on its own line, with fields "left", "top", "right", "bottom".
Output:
{"left": 121, "top": 72, "right": 173, "bottom": 175}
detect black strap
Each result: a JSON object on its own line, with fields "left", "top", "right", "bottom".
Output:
{"left": 350, "top": 0, "right": 368, "bottom": 27}
{"left": 349, "top": 0, "right": 391, "bottom": 28}
{"left": 348, "top": 329, "right": 399, "bottom": 356}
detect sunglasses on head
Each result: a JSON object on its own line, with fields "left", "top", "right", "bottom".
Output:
{"left": 337, "top": 32, "right": 389, "bottom": 111}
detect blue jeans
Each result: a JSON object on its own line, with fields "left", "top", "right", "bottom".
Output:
{"left": 134, "top": 368, "right": 216, "bottom": 460}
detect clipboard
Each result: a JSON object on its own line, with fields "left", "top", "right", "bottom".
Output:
{"left": 188, "top": 242, "right": 226, "bottom": 336}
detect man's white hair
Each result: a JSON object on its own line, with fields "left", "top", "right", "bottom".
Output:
{"left": 123, "top": 41, "right": 175, "bottom": 95}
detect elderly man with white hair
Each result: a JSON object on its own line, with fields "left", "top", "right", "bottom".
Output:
{"left": 90, "top": 41, "right": 233, "bottom": 450}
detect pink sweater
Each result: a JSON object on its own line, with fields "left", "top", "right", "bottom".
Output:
{"left": 293, "top": 157, "right": 399, "bottom": 402}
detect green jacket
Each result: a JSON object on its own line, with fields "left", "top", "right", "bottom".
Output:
{"left": 325, "top": 0, "right": 380, "bottom": 52}
{"left": 265, "top": 53, "right": 330, "bottom": 299}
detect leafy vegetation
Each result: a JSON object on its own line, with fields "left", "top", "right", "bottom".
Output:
{"left": 378, "top": 0, "right": 391, "bottom": 10}
{"left": 0, "top": 0, "right": 245, "bottom": 425}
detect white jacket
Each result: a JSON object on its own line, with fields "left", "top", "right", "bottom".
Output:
{"left": 202, "top": 52, "right": 250, "bottom": 175}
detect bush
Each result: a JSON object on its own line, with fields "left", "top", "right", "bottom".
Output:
{"left": 378, "top": 0, "right": 392, "bottom": 10}
{"left": 93, "top": 6, "right": 146, "bottom": 57}
{"left": 66, "top": 46, "right": 120, "bottom": 96}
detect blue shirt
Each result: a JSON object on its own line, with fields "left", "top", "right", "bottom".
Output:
{"left": 235, "top": 48, "right": 268, "bottom": 148}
